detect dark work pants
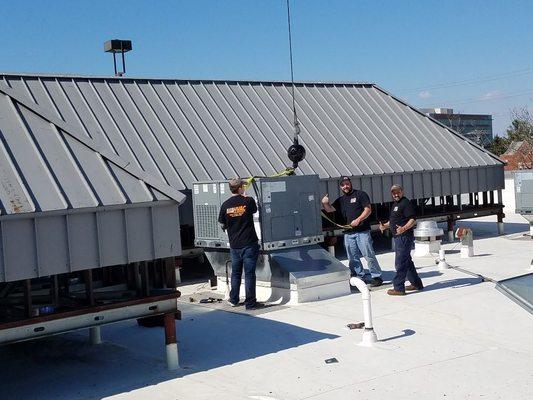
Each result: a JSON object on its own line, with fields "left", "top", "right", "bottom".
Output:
{"left": 229, "top": 243, "right": 259, "bottom": 306}
{"left": 393, "top": 234, "right": 423, "bottom": 291}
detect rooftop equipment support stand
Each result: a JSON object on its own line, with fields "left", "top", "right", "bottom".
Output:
{"left": 447, "top": 219, "right": 455, "bottom": 242}
{"left": 164, "top": 313, "right": 179, "bottom": 370}
{"left": 24, "top": 279, "right": 32, "bottom": 318}
{"left": 349, "top": 277, "right": 378, "bottom": 347}
{"left": 89, "top": 326, "right": 102, "bottom": 345}
{"left": 438, "top": 249, "right": 450, "bottom": 270}
{"left": 497, "top": 213, "right": 505, "bottom": 235}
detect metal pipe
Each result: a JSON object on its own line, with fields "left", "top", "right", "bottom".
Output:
{"left": 24, "top": 279, "right": 32, "bottom": 318}
{"left": 447, "top": 219, "right": 454, "bottom": 242}
{"left": 89, "top": 326, "right": 102, "bottom": 345}
{"left": 349, "top": 277, "right": 378, "bottom": 347}
{"left": 438, "top": 249, "right": 450, "bottom": 270}
{"left": 497, "top": 213, "right": 504, "bottom": 235}
{"left": 164, "top": 313, "right": 179, "bottom": 370}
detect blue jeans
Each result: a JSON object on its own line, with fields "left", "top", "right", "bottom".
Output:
{"left": 393, "top": 234, "right": 423, "bottom": 291}
{"left": 229, "top": 243, "right": 259, "bottom": 306}
{"left": 344, "top": 230, "right": 382, "bottom": 278}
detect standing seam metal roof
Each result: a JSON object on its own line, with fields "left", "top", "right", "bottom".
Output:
{"left": 0, "top": 80, "right": 185, "bottom": 215}
{"left": 0, "top": 74, "right": 503, "bottom": 199}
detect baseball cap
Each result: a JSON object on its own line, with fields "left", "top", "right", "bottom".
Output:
{"left": 339, "top": 176, "right": 351, "bottom": 184}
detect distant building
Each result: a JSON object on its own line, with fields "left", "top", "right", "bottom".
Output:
{"left": 421, "top": 108, "right": 493, "bottom": 146}
{"left": 500, "top": 140, "right": 533, "bottom": 170}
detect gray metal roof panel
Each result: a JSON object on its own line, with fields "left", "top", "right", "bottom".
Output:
{"left": 0, "top": 81, "right": 185, "bottom": 215}
{"left": 0, "top": 74, "right": 503, "bottom": 199}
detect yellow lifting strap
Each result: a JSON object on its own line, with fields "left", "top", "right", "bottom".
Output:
{"left": 320, "top": 211, "right": 352, "bottom": 230}
{"left": 242, "top": 167, "right": 295, "bottom": 189}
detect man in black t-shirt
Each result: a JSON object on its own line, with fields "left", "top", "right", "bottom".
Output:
{"left": 379, "top": 184, "right": 424, "bottom": 296}
{"left": 218, "top": 178, "right": 264, "bottom": 310}
{"left": 322, "top": 176, "right": 383, "bottom": 287}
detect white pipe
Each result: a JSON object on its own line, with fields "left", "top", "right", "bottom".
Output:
{"left": 438, "top": 249, "right": 449, "bottom": 270}
{"left": 498, "top": 222, "right": 504, "bottom": 235}
{"left": 349, "top": 277, "right": 378, "bottom": 347}
{"left": 166, "top": 343, "right": 179, "bottom": 370}
{"left": 89, "top": 326, "right": 101, "bottom": 345}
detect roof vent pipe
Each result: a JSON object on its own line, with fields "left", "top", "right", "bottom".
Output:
{"left": 349, "top": 276, "right": 378, "bottom": 346}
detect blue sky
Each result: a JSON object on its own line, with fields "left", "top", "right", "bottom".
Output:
{"left": 1, "top": 0, "right": 532, "bottom": 136}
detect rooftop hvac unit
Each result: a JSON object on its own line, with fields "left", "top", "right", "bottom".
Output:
{"left": 515, "top": 170, "right": 533, "bottom": 237}
{"left": 192, "top": 175, "right": 349, "bottom": 304}
{"left": 193, "top": 175, "right": 324, "bottom": 250}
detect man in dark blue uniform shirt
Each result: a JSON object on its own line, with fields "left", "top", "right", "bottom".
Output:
{"left": 218, "top": 178, "right": 264, "bottom": 310}
{"left": 322, "top": 176, "right": 383, "bottom": 287}
{"left": 379, "top": 184, "right": 424, "bottom": 296}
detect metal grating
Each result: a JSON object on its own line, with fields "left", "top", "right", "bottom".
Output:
{"left": 195, "top": 204, "right": 219, "bottom": 239}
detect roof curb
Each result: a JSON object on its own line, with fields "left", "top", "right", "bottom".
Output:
{"left": 0, "top": 81, "right": 186, "bottom": 205}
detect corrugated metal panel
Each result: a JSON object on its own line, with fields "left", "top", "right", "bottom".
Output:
{"left": 0, "top": 203, "right": 181, "bottom": 282}
{"left": 0, "top": 74, "right": 504, "bottom": 205}
{"left": 0, "top": 78, "right": 186, "bottom": 282}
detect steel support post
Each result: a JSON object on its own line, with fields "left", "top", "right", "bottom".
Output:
{"left": 89, "top": 326, "right": 102, "bottom": 345}
{"left": 164, "top": 313, "right": 179, "bottom": 370}
{"left": 447, "top": 218, "right": 455, "bottom": 242}
{"left": 497, "top": 213, "right": 504, "bottom": 235}
{"left": 24, "top": 279, "right": 32, "bottom": 318}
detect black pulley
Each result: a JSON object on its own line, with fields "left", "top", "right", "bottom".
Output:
{"left": 287, "top": 142, "right": 306, "bottom": 168}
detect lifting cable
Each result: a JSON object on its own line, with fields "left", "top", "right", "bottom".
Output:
{"left": 287, "top": 0, "right": 299, "bottom": 139}
{"left": 285, "top": 0, "right": 306, "bottom": 169}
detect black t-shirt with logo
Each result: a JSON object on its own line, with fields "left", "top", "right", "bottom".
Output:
{"left": 218, "top": 195, "right": 258, "bottom": 248}
{"left": 389, "top": 197, "right": 416, "bottom": 236}
{"left": 331, "top": 190, "right": 371, "bottom": 232}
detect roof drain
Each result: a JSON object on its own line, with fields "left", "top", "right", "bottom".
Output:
{"left": 285, "top": 0, "right": 306, "bottom": 170}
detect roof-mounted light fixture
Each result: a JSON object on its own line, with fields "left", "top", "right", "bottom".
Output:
{"left": 104, "top": 39, "right": 132, "bottom": 77}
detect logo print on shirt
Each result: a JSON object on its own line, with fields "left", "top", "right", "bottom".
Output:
{"left": 227, "top": 205, "right": 246, "bottom": 217}
{"left": 393, "top": 206, "right": 399, "bottom": 212}
{"left": 350, "top": 197, "right": 357, "bottom": 203}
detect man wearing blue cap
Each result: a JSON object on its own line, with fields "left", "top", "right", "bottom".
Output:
{"left": 322, "top": 176, "right": 383, "bottom": 287}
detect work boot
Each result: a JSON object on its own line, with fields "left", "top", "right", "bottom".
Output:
{"left": 370, "top": 277, "right": 383, "bottom": 287}
{"left": 405, "top": 284, "right": 423, "bottom": 291}
{"left": 387, "top": 289, "right": 406, "bottom": 296}
{"left": 245, "top": 302, "right": 266, "bottom": 310}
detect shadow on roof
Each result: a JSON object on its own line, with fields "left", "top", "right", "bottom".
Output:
{"left": 0, "top": 304, "right": 338, "bottom": 400}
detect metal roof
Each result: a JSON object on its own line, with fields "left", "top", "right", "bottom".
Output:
{"left": 0, "top": 80, "right": 185, "bottom": 215}
{"left": 0, "top": 74, "right": 503, "bottom": 196}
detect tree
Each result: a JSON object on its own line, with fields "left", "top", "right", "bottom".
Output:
{"left": 487, "top": 135, "right": 510, "bottom": 156}
{"left": 506, "top": 107, "right": 533, "bottom": 142}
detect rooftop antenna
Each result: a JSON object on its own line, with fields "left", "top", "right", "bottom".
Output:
{"left": 285, "top": 0, "right": 306, "bottom": 170}
{"left": 104, "top": 39, "right": 132, "bottom": 77}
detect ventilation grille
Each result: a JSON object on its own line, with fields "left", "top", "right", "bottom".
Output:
{"left": 195, "top": 204, "right": 219, "bottom": 239}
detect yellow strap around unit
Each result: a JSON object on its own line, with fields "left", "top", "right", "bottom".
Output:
{"left": 242, "top": 167, "right": 295, "bottom": 189}
{"left": 320, "top": 211, "right": 352, "bottom": 230}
